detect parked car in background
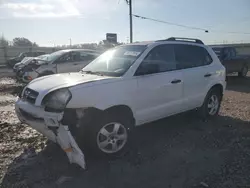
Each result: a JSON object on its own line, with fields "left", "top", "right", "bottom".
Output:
{"left": 15, "top": 37, "right": 226, "bottom": 168}
{"left": 13, "top": 54, "right": 49, "bottom": 72}
{"left": 16, "top": 49, "right": 101, "bottom": 82}
{"left": 211, "top": 46, "right": 250, "bottom": 77}
{"left": 7, "top": 51, "right": 46, "bottom": 67}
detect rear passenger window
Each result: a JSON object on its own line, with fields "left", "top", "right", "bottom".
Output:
{"left": 174, "top": 44, "right": 212, "bottom": 69}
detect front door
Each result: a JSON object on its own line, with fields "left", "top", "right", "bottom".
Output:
{"left": 56, "top": 51, "right": 82, "bottom": 73}
{"left": 134, "top": 44, "right": 183, "bottom": 125}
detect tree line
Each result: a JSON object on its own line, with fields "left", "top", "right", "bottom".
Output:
{"left": 0, "top": 36, "right": 38, "bottom": 47}
{"left": 0, "top": 36, "right": 124, "bottom": 50}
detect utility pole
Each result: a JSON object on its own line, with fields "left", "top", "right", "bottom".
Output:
{"left": 69, "top": 38, "right": 72, "bottom": 47}
{"left": 129, "top": 0, "right": 133, "bottom": 43}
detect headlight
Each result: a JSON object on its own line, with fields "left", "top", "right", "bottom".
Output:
{"left": 42, "top": 88, "right": 72, "bottom": 112}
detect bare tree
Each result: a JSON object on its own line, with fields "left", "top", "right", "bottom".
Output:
{"left": 0, "top": 35, "right": 9, "bottom": 47}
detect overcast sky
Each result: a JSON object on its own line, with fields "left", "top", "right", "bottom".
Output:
{"left": 0, "top": 0, "right": 250, "bottom": 46}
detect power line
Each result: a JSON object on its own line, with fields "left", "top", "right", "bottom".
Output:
{"left": 133, "top": 14, "right": 208, "bottom": 32}
{"left": 210, "top": 30, "right": 250, "bottom": 35}
{"left": 133, "top": 14, "right": 250, "bottom": 35}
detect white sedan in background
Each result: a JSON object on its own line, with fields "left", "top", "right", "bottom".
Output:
{"left": 17, "top": 49, "right": 101, "bottom": 82}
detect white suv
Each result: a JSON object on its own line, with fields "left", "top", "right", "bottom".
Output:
{"left": 15, "top": 37, "right": 226, "bottom": 168}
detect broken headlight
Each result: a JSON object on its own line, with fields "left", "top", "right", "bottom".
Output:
{"left": 42, "top": 88, "right": 72, "bottom": 112}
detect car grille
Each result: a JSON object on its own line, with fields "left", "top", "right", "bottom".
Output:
{"left": 22, "top": 88, "right": 39, "bottom": 104}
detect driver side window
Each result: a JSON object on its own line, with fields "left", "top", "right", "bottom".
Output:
{"left": 135, "top": 45, "right": 175, "bottom": 76}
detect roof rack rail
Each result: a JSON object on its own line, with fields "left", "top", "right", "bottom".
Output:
{"left": 156, "top": 37, "right": 204, "bottom": 44}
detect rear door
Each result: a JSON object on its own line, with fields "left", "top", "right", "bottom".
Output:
{"left": 135, "top": 44, "right": 183, "bottom": 124}
{"left": 174, "top": 44, "right": 214, "bottom": 110}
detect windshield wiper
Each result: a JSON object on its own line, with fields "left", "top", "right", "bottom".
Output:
{"left": 80, "top": 70, "right": 104, "bottom": 76}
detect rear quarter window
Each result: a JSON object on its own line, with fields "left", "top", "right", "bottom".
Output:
{"left": 174, "top": 44, "right": 212, "bottom": 69}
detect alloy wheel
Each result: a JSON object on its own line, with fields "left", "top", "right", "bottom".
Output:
{"left": 97, "top": 122, "right": 128, "bottom": 154}
{"left": 207, "top": 95, "right": 219, "bottom": 115}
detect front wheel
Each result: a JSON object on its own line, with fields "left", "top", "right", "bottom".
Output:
{"left": 83, "top": 113, "right": 134, "bottom": 158}
{"left": 238, "top": 65, "right": 248, "bottom": 78}
{"left": 199, "top": 88, "right": 222, "bottom": 119}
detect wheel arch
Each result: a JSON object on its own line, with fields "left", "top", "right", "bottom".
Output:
{"left": 208, "top": 83, "right": 224, "bottom": 99}
{"left": 104, "top": 105, "right": 135, "bottom": 125}
{"left": 63, "top": 105, "right": 136, "bottom": 131}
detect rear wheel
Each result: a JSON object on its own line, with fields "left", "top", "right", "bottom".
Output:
{"left": 238, "top": 65, "right": 248, "bottom": 78}
{"left": 199, "top": 88, "right": 222, "bottom": 119}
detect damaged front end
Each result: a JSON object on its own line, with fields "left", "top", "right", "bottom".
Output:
{"left": 15, "top": 87, "right": 86, "bottom": 169}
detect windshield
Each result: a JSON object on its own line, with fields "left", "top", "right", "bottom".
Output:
{"left": 46, "top": 50, "right": 67, "bottom": 62}
{"left": 81, "top": 45, "right": 146, "bottom": 77}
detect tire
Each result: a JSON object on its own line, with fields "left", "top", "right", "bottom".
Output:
{"left": 81, "top": 112, "right": 134, "bottom": 158}
{"left": 198, "top": 88, "right": 222, "bottom": 119}
{"left": 238, "top": 65, "right": 248, "bottom": 78}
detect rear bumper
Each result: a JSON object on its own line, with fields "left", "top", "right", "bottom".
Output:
{"left": 15, "top": 99, "right": 86, "bottom": 169}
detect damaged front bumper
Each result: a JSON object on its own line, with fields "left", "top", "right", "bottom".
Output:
{"left": 16, "top": 70, "right": 37, "bottom": 83}
{"left": 15, "top": 98, "right": 86, "bottom": 169}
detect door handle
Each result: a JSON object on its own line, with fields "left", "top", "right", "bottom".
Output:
{"left": 204, "top": 73, "right": 212, "bottom": 77}
{"left": 171, "top": 79, "right": 181, "bottom": 84}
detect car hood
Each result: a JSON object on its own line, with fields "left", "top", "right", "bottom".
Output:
{"left": 26, "top": 72, "right": 113, "bottom": 96}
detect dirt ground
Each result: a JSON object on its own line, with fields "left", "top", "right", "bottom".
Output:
{"left": 0, "top": 74, "right": 250, "bottom": 188}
